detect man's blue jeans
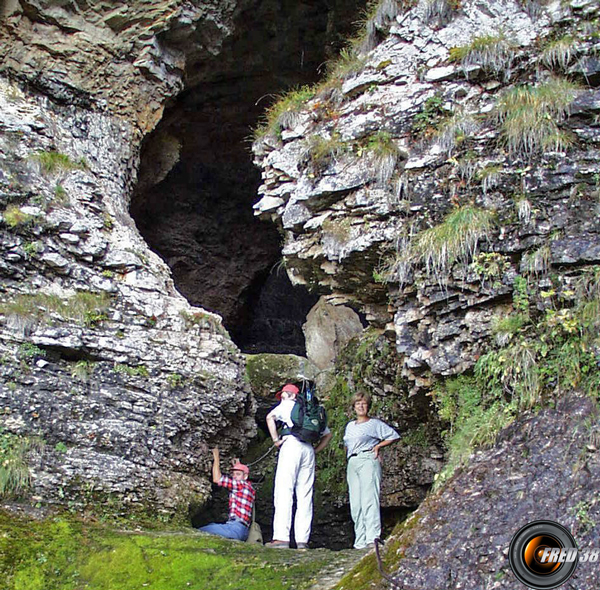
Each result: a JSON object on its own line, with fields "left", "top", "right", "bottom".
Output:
{"left": 198, "top": 519, "right": 249, "bottom": 541}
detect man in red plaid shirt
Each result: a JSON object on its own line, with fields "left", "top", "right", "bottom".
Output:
{"left": 198, "top": 447, "right": 255, "bottom": 541}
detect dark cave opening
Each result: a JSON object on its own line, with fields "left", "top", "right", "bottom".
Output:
{"left": 129, "top": 0, "right": 366, "bottom": 354}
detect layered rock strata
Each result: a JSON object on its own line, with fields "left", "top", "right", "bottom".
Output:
{"left": 253, "top": 0, "right": 600, "bottom": 393}
{"left": 0, "top": 1, "right": 257, "bottom": 514}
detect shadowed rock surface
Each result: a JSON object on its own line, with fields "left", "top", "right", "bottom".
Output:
{"left": 367, "top": 394, "right": 600, "bottom": 590}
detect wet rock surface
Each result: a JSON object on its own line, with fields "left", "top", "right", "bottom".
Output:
{"left": 378, "top": 394, "right": 600, "bottom": 590}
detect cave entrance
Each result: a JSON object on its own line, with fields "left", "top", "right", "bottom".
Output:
{"left": 130, "top": 0, "right": 367, "bottom": 355}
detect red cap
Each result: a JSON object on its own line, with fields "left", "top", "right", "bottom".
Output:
{"left": 276, "top": 383, "right": 299, "bottom": 400}
{"left": 231, "top": 462, "right": 249, "bottom": 475}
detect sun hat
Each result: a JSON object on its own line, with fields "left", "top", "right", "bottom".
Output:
{"left": 276, "top": 383, "right": 299, "bottom": 400}
{"left": 231, "top": 462, "right": 249, "bottom": 475}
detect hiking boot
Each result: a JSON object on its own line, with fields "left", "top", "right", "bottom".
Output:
{"left": 296, "top": 543, "right": 309, "bottom": 550}
{"left": 265, "top": 540, "right": 289, "bottom": 549}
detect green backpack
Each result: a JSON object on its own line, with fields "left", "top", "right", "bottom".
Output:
{"left": 289, "top": 385, "right": 328, "bottom": 444}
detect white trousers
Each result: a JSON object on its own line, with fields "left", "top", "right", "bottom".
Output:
{"left": 272, "top": 435, "right": 315, "bottom": 543}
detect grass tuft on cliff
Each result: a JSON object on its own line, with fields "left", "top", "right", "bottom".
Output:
{"left": 495, "top": 77, "right": 580, "bottom": 157}
{"left": 361, "top": 131, "right": 402, "bottom": 185}
{"left": 351, "top": 0, "right": 401, "bottom": 54}
{"left": 31, "top": 151, "right": 87, "bottom": 176}
{"left": 540, "top": 35, "right": 577, "bottom": 71}
{"left": 303, "top": 133, "right": 349, "bottom": 176}
{"left": 253, "top": 86, "right": 316, "bottom": 140}
{"left": 408, "top": 205, "right": 495, "bottom": 282}
{"left": 424, "top": 0, "right": 461, "bottom": 27}
{"left": 449, "top": 32, "right": 516, "bottom": 79}
{"left": 0, "top": 429, "right": 42, "bottom": 498}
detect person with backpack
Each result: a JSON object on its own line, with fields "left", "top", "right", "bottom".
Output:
{"left": 197, "top": 447, "right": 255, "bottom": 541}
{"left": 344, "top": 392, "right": 400, "bottom": 549}
{"left": 265, "top": 382, "right": 332, "bottom": 549}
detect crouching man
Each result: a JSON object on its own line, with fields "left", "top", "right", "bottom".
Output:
{"left": 198, "top": 447, "right": 255, "bottom": 541}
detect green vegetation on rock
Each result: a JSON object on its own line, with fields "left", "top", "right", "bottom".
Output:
{"left": 254, "top": 86, "right": 316, "bottom": 140}
{"left": 495, "top": 77, "right": 580, "bottom": 157}
{"left": 540, "top": 35, "right": 576, "bottom": 71}
{"left": 17, "top": 342, "right": 46, "bottom": 362}
{"left": 70, "top": 360, "right": 96, "bottom": 383}
{"left": 114, "top": 363, "right": 150, "bottom": 378}
{"left": 0, "top": 291, "right": 111, "bottom": 328}
{"left": 0, "top": 511, "right": 333, "bottom": 590}
{"left": 322, "top": 47, "right": 367, "bottom": 87}
{"left": 432, "top": 266, "right": 600, "bottom": 486}
{"left": 449, "top": 32, "right": 516, "bottom": 78}
{"left": 392, "top": 205, "right": 496, "bottom": 284}
{"left": 361, "top": 131, "right": 402, "bottom": 185}
{"left": 412, "top": 93, "right": 450, "bottom": 137}
{"left": 304, "top": 133, "right": 348, "bottom": 175}
{"left": 0, "top": 429, "right": 42, "bottom": 498}
{"left": 349, "top": 0, "right": 401, "bottom": 55}
{"left": 31, "top": 150, "right": 87, "bottom": 175}
{"left": 53, "top": 184, "right": 68, "bottom": 205}
{"left": 2, "top": 204, "right": 34, "bottom": 228}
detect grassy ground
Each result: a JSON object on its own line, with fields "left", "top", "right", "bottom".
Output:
{"left": 0, "top": 510, "right": 366, "bottom": 590}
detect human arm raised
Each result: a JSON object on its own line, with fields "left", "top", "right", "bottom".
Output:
{"left": 211, "top": 447, "right": 222, "bottom": 483}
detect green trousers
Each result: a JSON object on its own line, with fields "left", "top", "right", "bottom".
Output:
{"left": 346, "top": 452, "right": 382, "bottom": 548}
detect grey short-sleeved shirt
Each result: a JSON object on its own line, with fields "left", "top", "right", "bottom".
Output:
{"left": 343, "top": 418, "right": 400, "bottom": 457}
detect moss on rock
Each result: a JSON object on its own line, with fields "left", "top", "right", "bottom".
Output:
{"left": 245, "top": 353, "right": 317, "bottom": 399}
{"left": 0, "top": 510, "right": 337, "bottom": 590}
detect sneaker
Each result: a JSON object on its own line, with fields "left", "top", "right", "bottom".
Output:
{"left": 296, "top": 543, "right": 309, "bottom": 550}
{"left": 265, "top": 540, "right": 289, "bottom": 549}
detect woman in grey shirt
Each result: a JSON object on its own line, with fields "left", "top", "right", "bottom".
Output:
{"left": 343, "top": 392, "right": 399, "bottom": 549}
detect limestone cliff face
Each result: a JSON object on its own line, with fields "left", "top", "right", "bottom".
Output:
{"left": 0, "top": 1, "right": 255, "bottom": 515}
{"left": 0, "top": 0, "right": 242, "bottom": 132}
{"left": 253, "top": 0, "right": 600, "bottom": 394}
{"left": 251, "top": 0, "right": 600, "bottom": 549}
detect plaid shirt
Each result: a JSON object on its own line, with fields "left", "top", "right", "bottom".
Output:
{"left": 218, "top": 475, "right": 255, "bottom": 526}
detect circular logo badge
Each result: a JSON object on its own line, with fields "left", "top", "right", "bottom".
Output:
{"left": 509, "top": 520, "right": 578, "bottom": 589}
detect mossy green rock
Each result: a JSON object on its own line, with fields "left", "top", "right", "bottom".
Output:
{"left": 0, "top": 510, "right": 353, "bottom": 590}
{"left": 245, "top": 353, "right": 317, "bottom": 398}
{"left": 245, "top": 354, "right": 318, "bottom": 424}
